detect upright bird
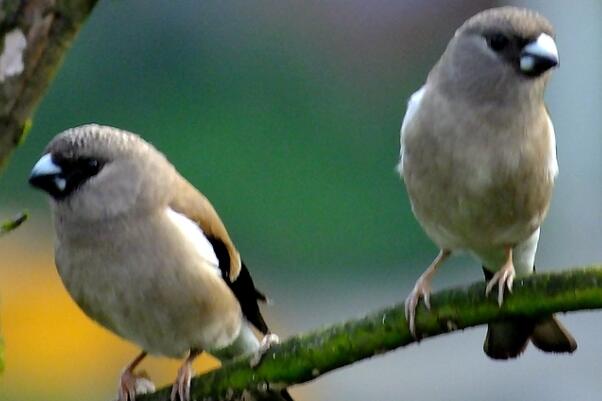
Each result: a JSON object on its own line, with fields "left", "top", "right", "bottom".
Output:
{"left": 398, "top": 7, "right": 577, "bottom": 358}
{"left": 29, "top": 125, "right": 290, "bottom": 401}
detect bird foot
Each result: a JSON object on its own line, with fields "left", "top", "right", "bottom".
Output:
{"left": 116, "top": 369, "right": 155, "bottom": 401}
{"left": 250, "top": 333, "right": 280, "bottom": 367}
{"left": 405, "top": 277, "right": 432, "bottom": 338}
{"left": 485, "top": 261, "right": 515, "bottom": 306}
{"left": 170, "top": 360, "right": 194, "bottom": 401}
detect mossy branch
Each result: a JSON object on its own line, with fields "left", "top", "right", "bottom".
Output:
{"left": 139, "top": 265, "right": 602, "bottom": 401}
{"left": 0, "top": 0, "right": 98, "bottom": 169}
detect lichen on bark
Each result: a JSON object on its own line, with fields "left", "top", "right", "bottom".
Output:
{"left": 0, "top": 0, "right": 98, "bottom": 170}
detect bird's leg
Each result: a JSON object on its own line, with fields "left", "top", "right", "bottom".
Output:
{"left": 250, "top": 332, "right": 280, "bottom": 367}
{"left": 116, "top": 351, "right": 155, "bottom": 401}
{"left": 170, "top": 349, "right": 201, "bottom": 401}
{"left": 485, "top": 247, "right": 515, "bottom": 306}
{"left": 405, "top": 249, "right": 451, "bottom": 337}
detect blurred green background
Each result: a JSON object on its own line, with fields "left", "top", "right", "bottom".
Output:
{"left": 1, "top": 0, "right": 601, "bottom": 400}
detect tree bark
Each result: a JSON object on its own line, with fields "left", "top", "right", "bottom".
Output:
{"left": 0, "top": 0, "right": 98, "bottom": 169}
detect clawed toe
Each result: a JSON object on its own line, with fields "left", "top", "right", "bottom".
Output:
{"left": 404, "top": 282, "right": 432, "bottom": 338}
{"left": 405, "top": 295, "right": 423, "bottom": 338}
{"left": 117, "top": 370, "right": 155, "bottom": 401}
{"left": 170, "top": 350, "right": 200, "bottom": 401}
{"left": 170, "top": 364, "right": 193, "bottom": 401}
{"left": 405, "top": 250, "right": 450, "bottom": 338}
{"left": 485, "top": 263, "right": 515, "bottom": 306}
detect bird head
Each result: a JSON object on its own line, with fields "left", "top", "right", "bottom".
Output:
{"left": 29, "top": 124, "right": 175, "bottom": 221}
{"left": 432, "top": 7, "right": 558, "bottom": 103}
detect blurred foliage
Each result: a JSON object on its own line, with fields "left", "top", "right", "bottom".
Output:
{"left": 0, "top": 1, "right": 445, "bottom": 273}
{"left": 0, "top": 213, "right": 28, "bottom": 236}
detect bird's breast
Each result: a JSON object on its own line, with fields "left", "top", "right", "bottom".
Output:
{"left": 402, "top": 101, "right": 554, "bottom": 249}
{"left": 54, "top": 212, "right": 242, "bottom": 357}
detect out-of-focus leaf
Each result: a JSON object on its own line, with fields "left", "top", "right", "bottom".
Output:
{"left": 0, "top": 212, "right": 28, "bottom": 236}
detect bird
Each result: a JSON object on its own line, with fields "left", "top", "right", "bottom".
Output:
{"left": 398, "top": 6, "right": 577, "bottom": 359}
{"left": 29, "top": 124, "right": 292, "bottom": 401}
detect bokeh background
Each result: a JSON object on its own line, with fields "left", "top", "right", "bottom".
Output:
{"left": 1, "top": 0, "right": 601, "bottom": 400}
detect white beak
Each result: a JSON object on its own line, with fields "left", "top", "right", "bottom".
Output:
{"left": 31, "top": 154, "right": 61, "bottom": 176}
{"left": 29, "top": 153, "right": 67, "bottom": 192}
{"left": 520, "top": 33, "right": 559, "bottom": 74}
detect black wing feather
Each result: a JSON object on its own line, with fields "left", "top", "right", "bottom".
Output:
{"left": 207, "top": 236, "right": 269, "bottom": 334}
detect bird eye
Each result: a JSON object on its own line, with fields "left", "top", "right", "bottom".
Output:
{"left": 86, "top": 159, "right": 99, "bottom": 170}
{"left": 81, "top": 158, "right": 103, "bottom": 175}
{"left": 486, "top": 33, "right": 509, "bottom": 52}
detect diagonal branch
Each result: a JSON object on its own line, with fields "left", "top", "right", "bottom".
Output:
{"left": 139, "top": 265, "right": 602, "bottom": 401}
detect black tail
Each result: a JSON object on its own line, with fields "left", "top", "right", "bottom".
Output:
{"left": 484, "top": 318, "right": 534, "bottom": 359}
{"left": 207, "top": 236, "right": 270, "bottom": 334}
{"left": 482, "top": 267, "right": 577, "bottom": 360}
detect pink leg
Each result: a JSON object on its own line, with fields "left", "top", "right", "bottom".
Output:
{"left": 117, "top": 351, "right": 155, "bottom": 401}
{"left": 405, "top": 249, "right": 451, "bottom": 337}
{"left": 485, "top": 247, "right": 515, "bottom": 306}
{"left": 170, "top": 350, "right": 201, "bottom": 401}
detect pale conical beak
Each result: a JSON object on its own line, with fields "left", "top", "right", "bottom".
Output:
{"left": 520, "top": 33, "right": 559, "bottom": 77}
{"left": 29, "top": 153, "right": 67, "bottom": 197}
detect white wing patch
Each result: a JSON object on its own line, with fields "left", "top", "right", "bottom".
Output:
{"left": 546, "top": 114, "right": 559, "bottom": 180}
{"left": 165, "top": 207, "right": 221, "bottom": 276}
{"left": 398, "top": 86, "right": 425, "bottom": 174}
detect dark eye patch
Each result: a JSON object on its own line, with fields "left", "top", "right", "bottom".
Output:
{"left": 485, "top": 33, "right": 510, "bottom": 52}
{"left": 52, "top": 155, "right": 105, "bottom": 198}
{"left": 54, "top": 156, "right": 103, "bottom": 177}
{"left": 481, "top": 31, "right": 539, "bottom": 77}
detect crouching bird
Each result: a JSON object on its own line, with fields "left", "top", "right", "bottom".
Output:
{"left": 398, "top": 7, "right": 577, "bottom": 358}
{"left": 29, "top": 124, "right": 292, "bottom": 401}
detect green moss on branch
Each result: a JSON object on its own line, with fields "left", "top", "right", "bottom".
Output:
{"left": 139, "top": 265, "right": 602, "bottom": 401}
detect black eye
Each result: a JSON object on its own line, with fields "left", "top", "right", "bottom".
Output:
{"left": 60, "top": 156, "right": 104, "bottom": 183}
{"left": 486, "top": 33, "right": 509, "bottom": 52}
{"left": 73, "top": 158, "right": 104, "bottom": 180}
{"left": 84, "top": 158, "right": 100, "bottom": 172}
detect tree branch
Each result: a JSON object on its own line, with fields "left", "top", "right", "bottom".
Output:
{"left": 139, "top": 265, "right": 602, "bottom": 401}
{"left": 0, "top": 0, "right": 98, "bottom": 169}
